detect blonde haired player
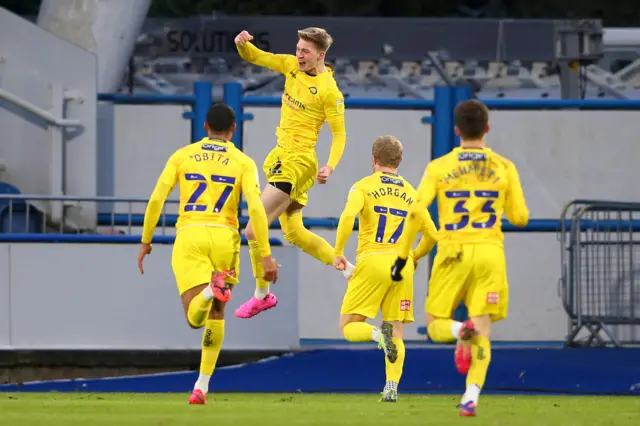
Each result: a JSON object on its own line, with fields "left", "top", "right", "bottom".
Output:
{"left": 333, "top": 136, "right": 439, "bottom": 402}
{"left": 234, "top": 27, "right": 354, "bottom": 319}
{"left": 137, "top": 103, "right": 279, "bottom": 405}
{"left": 391, "top": 100, "right": 529, "bottom": 416}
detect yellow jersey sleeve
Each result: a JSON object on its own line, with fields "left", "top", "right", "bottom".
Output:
{"left": 141, "top": 152, "right": 180, "bottom": 244}
{"left": 398, "top": 164, "right": 438, "bottom": 259}
{"left": 237, "top": 42, "right": 295, "bottom": 74}
{"left": 504, "top": 162, "right": 529, "bottom": 227}
{"left": 412, "top": 210, "right": 439, "bottom": 261}
{"left": 323, "top": 89, "right": 347, "bottom": 169}
{"left": 335, "top": 185, "right": 365, "bottom": 256}
{"left": 241, "top": 159, "right": 271, "bottom": 258}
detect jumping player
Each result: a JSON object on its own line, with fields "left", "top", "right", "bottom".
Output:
{"left": 391, "top": 100, "right": 529, "bottom": 416}
{"left": 233, "top": 27, "right": 354, "bottom": 319}
{"left": 137, "top": 103, "right": 279, "bottom": 404}
{"left": 333, "top": 135, "right": 439, "bottom": 402}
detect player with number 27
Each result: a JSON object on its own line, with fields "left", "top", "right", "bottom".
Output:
{"left": 137, "top": 103, "right": 278, "bottom": 405}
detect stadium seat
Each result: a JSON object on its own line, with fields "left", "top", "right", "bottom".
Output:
{"left": 0, "top": 203, "right": 43, "bottom": 233}
{"left": 0, "top": 181, "right": 21, "bottom": 213}
{"left": 0, "top": 181, "right": 43, "bottom": 233}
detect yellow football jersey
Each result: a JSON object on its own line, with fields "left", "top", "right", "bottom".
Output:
{"left": 154, "top": 137, "right": 258, "bottom": 230}
{"left": 237, "top": 42, "right": 347, "bottom": 168}
{"left": 335, "top": 171, "right": 437, "bottom": 260}
{"left": 399, "top": 147, "right": 529, "bottom": 257}
{"left": 141, "top": 137, "right": 270, "bottom": 257}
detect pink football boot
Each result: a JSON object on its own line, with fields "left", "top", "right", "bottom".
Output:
{"left": 188, "top": 389, "right": 206, "bottom": 405}
{"left": 210, "top": 271, "right": 231, "bottom": 303}
{"left": 234, "top": 293, "right": 278, "bottom": 319}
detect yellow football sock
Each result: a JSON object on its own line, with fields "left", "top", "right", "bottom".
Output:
{"left": 281, "top": 211, "right": 334, "bottom": 265}
{"left": 187, "top": 291, "right": 212, "bottom": 328}
{"left": 248, "top": 240, "right": 270, "bottom": 292}
{"left": 466, "top": 335, "right": 491, "bottom": 389}
{"left": 385, "top": 338, "right": 405, "bottom": 383}
{"left": 200, "top": 319, "right": 225, "bottom": 376}
{"left": 343, "top": 322, "right": 376, "bottom": 342}
{"left": 427, "top": 319, "right": 457, "bottom": 343}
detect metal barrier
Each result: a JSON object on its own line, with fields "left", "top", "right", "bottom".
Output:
{"left": 0, "top": 194, "right": 282, "bottom": 245}
{"left": 559, "top": 200, "right": 640, "bottom": 347}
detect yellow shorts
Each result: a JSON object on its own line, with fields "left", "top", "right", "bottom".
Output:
{"left": 341, "top": 253, "right": 415, "bottom": 323}
{"left": 426, "top": 243, "right": 509, "bottom": 322}
{"left": 263, "top": 144, "right": 318, "bottom": 206}
{"left": 172, "top": 226, "right": 241, "bottom": 295}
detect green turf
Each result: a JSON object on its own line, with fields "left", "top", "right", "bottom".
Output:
{"left": 0, "top": 393, "right": 637, "bottom": 426}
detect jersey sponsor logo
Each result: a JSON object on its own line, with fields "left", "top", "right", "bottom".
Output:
{"left": 380, "top": 175, "right": 404, "bottom": 187}
{"left": 202, "top": 143, "right": 228, "bottom": 152}
{"left": 336, "top": 99, "right": 345, "bottom": 114}
{"left": 486, "top": 292, "right": 499, "bottom": 304}
{"left": 283, "top": 92, "right": 306, "bottom": 110}
{"left": 269, "top": 160, "right": 283, "bottom": 175}
{"left": 458, "top": 152, "right": 486, "bottom": 161}
{"left": 400, "top": 300, "right": 411, "bottom": 311}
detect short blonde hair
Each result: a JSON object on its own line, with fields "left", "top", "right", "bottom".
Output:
{"left": 372, "top": 135, "right": 403, "bottom": 168}
{"left": 298, "top": 27, "right": 333, "bottom": 52}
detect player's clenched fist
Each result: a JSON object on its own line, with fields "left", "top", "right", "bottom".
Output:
{"left": 261, "top": 255, "right": 280, "bottom": 283}
{"left": 391, "top": 256, "right": 407, "bottom": 282}
{"left": 333, "top": 255, "right": 348, "bottom": 271}
{"left": 235, "top": 30, "right": 253, "bottom": 46}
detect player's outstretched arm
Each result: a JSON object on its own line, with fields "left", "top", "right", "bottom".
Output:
{"left": 235, "top": 30, "right": 294, "bottom": 75}
{"left": 504, "top": 162, "right": 529, "bottom": 227}
{"left": 333, "top": 185, "right": 364, "bottom": 270}
{"left": 242, "top": 161, "right": 279, "bottom": 283}
{"left": 141, "top": 154, "right": 179, "bottom": 245}
{"left": 138, "top": 155, "right": 179, "bottom": 274}
{"left": 318, "top": 90, "right": 347, "bottom": 184}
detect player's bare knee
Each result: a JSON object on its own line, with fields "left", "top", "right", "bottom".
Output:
{"left": 286, "top": 201, "right": 304, "bottom": 215}
{"left": 390, "top": 321, "right": 404, "bottom": 339}
{"left": 470, "top": 315, "right": 492, "bottom": 338}
{"left": 339, "top": 317, "right": 350, "bottom": 334}
{"left": 426, "top": 313, "right": 438, "bottom": 326}
{"left": 339, "top": 314, "right": 361, "bottom": 335}
{"left": 209, "top": 299, "right": 226, "bottom": 320}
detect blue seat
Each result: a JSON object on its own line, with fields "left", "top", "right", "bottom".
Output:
{"left": 0, "top": 181, "right": 22, "bottom": 212}
{"left": 0, "top": 204, "right": 43, "bottom": 233}
{"left": 0, "top": 182, "right": 43, "bottom": 233}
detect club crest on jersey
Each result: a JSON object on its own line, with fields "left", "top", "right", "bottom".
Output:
{"left": 458, "top": 152, "right": 486, "bottom": 161}
{"left": 380, "top": 176, "right": 404, "bottom": 187}
{"left": 202, "top": 143, "right": 228, "bottom": 152}
{"left": 309, "top": 86, "right": 318, "bottom": 94}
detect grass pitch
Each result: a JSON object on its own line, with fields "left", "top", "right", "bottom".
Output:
{"left": 0, "top": 393, "right": 637, "bottom": 426}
